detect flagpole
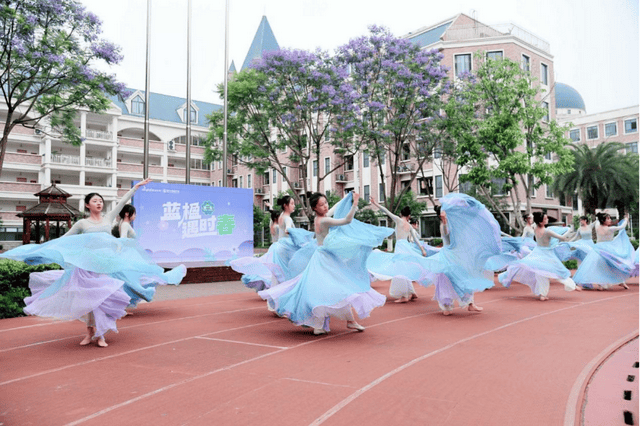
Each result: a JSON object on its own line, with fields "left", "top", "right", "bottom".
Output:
{"left": 143, "top": 0, "right": 151, "bottom": 179}
{"left": 185, "top": 0, "right": 192, "bottom": 184}
{"left": 222, "top": 0, "right": 229, "bottom": 187}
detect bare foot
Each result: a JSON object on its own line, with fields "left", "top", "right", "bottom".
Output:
{"left": 539, "top": 295, "right": 549, "bottom": 301}
{"left": 80, "top": 327, "right": 95, "bottom": 346}
{"left": 574, "top": 286, "right": 583, "bottom": 292}
{"left": 621, "top": 283, "right": 629, "bottom": 290}
{"left": 442, "top": 310, "right": 453, "bottom": 316}
{"left": 97, "top": 338, "right": 108, "bottom": 347}
{"left": 468, "top": 303, "right": 483, "bottom": 312}
{"left": 394, "top": 297, "right": 409, "bottom": 303}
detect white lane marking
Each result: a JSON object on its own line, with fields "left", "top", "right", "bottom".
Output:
{"left": 309, "top": 293, "right": 636, "bottom": 426}
{"left": 195, "top": 336, "right": 289, "bottom": 350}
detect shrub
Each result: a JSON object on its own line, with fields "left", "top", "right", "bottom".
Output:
{"left": 0, "top": 286, "right": 30, "bottom": 319}
{"left": 563, "top": 260, "right": 578, "bottom": 270}
{"left": 430, "top": 238, "right": 443, "bottom": 247}
{"left": 631, "top": 239, "right": 639, "bottom": 250}
{"left": 0, "top": 259, "right": 62, "bottom": 319}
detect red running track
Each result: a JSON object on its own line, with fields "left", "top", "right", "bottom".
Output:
{"left": 0, "top": 277, "right": 637, "bottom": 426}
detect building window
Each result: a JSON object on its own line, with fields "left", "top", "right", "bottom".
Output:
{"left": 540, "top": 63, "right": 548, "bottom": 85}
{"left": 363, "top": 152, "right": 369, "bottom": 168}
{"left": 546, "top": 184, "right": 553, "bottom": 198}
{"left": 542, "top": 101, "right": 549, "bottom": 122}
{"left": 282, "top": 167, "right": 287, "bottom": 180}
{"left": 264, "top": 171, "right": 269, "bottom": 185}
{"left": 218, "top": 180, "right": 222, "bottom": 187}
{"left": 521, "top": 54, "right": 530, "bottom": 72}
{"left": 324, "top": 157, "right": 330, "bottom": 175}
{"left": 344, "top": 155, "right": 354, "bottom": 171}
{"left": 491, "top": 178, "right": 507, "bottom": 196}
{"left": 626, "top": 142, "right": 638, "bottom": 154}
{"left": 486, "top": 51, "right": 503, "bottom": 61}
{"left": 587, "top": 125, "right": 599, "bottom": 140}
{"left": 131, "top": 96, "right": 144, "bottom": 115}
{"left": 183, "top": 107, "right": 197, "bottom": 123}
{"left": 239, "top": 176, "right": 243, "bottom": 188}
{"left": 570, "top": 129, "right": 580, "bottom": 142}
{"left": 379, "top": 183, "right": 385, "bottom": 202}
{"left": 364, "top": 185, "right": 370, "bottom": 202}
{"left": 272, "top": 169, "right": 277, "bottom": 183}
{"left": 313, "top": 159, "right": 318, "bottom": 177}
{"left": 458, "top": 174, "right": 473, "bottom": 195}
{"left": 454, "top": 54, "right": 471, "bottom": 77}
{"left": 247, "top": 174, "right": 252, "bottom": 188}
{"left": 402, "top": 143, "right": 411, "bottom": 161}
{"left": 605, "top": 122, "right": 617, "bottom": 137}
{"left": 625, "top": 118, "right": 638, "bottom": 134}
{"left": 433, "top": 142, "right": 442, "bottom": 159}
{"left": 419, "top": 177, "right": 432, "bottom": 196}
{"left": 572, "top": 193, "right": 579, "bottom": 210}
{"left": 435, "top": 175, "right": 443, "bottom": 198}
{"left": 379, "top": 152, "right": 385, "bottom": 165}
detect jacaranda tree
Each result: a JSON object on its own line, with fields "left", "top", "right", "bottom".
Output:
{"left": 334, "top": 25, "right": 449, "bottom": 214}
{"left": 206, "top": 49, "right": 360, "bottom": 224}
{"left": 0, "top": 0, "right": 126, "bottom": 176}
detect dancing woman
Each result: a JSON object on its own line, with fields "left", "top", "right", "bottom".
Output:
{"left": 367, "top": 197, "right": 433, "bottom": 303}
{"left": 230, "top": 195, "right": 313, "bottom": 291}
{"left": 555, "top": 216, "right": 595, "bottom": 263}
{"left": 573, "top": 213, "right": 634, "bottom": 290}
{"left": 259, "top": 192, "right": 393, "bottom": 335}
{"left": 1, "top": 179, "right": 185, "bottom": 346}
{"left": 499, "top": 212, "right": 580, "bottom": 301}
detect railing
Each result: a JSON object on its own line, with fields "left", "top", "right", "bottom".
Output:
{"left": 51, "top": 153, "right": 81, "bottom": 165}
{"left": 118, "top": 138, "right": 164, "bottom": 151}
{"left": 444, "top": 23, "right": 550, "bottom": 54}
{"left": 0, "top": 211, "right": 21, "bottom": 221}
{"left": 0, "top": 182, "right": 42, "bottom": 192}
{"left": 5, "top": 152, "right": 42, "bottom": 165}
{"left": 85, "top": 157, "right": 112, "bottom": 167}
{"left": 85, "top": 129, "right": 113, "bottom": 141}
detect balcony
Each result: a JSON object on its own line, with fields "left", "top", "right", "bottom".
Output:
{"left": 444, "top": 23, "right": 550, "bottom": 54}
{"left": 0, "top": 211, "right": 21, "bottom": 222}
{"left": 51, "top": 153, "right": 81, "bottom": 165}
{"left": 117, "top": 163, "right": 163, "bottom": 175}
{"left": 396, "top": 164, "right": 415, "bottom": 174}
{"left": 85, "top": 129, "right": 113, "bottom": 141}
{"left": 5, "top": 152, "right": 42, "bottom": 165}
{"left": 118, "top": 137, "right": 164, "bottom": 152}
{"left": 0, "top": 182, "right": 42, "bottom": 193}
{"left": 85, "top": 157, "right": 112, "bottom": 168}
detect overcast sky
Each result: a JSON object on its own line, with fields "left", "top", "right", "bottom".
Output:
{"left": 82, "top": 0, "right": 639, "bottom": 115}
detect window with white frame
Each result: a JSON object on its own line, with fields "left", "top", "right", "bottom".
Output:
{"left": 625, "top": 118, "right": 638, "bottom": 134}
{"left": 454, "top": 54, "right": 472, "bottom": 78}
{"left": 183, "top": 106, "right": 197, "bottom": 123}
{"left": 542, "top": 101, "right": 549, "bottom": 122}
{"left": 272, "top": 169, "right": 277, "bottom": 183}
{"left": 402, "top": 143, "right": 410, "bottom": 161}
{"left": 605, "top": 122, "right": 617, "bottom": 137}
{"left": 364, "top": 185, "right": 370, "bottom": 202}
{"left": 546, "top": 184, "right": 553, "bottom": 198}
{"left": 486, "top": 51, "right": 503, "bottom": 61}
{"left": 587, "top": 125, "right": 599, "bottom": 140}
{"left": 491, "top": 177, "right": 507, "bottom": 196}
{"left": 570, "top": 129, "right": 580, "bottom": 142}
{"left": 239, "top": 176, "right": 243, "bottom": 188}
{"left": 312, "top": 159, "right": 318, "bottom": 177}
{"left": 247, "top": 174, "right": 252, "bottom": 188}
{"left": 540, "top": 63, "right": 548, "bottom": 85}
{"left": 521, "top": 54, "right": 530, "bottom": 72}
{"left": 282, "top": 167, "right": 287, "bottom": 180}
{"left": 626, "top": 142, "right": 638, "bottom": 154}
{"left": 344, "top": 155, "right": 354, "bottom": 171}
{"left": 324, "top": 157, "right": 330, "bottom": 175}
{"left": 131, "top": 96, "right": 145, "bottom": 115}
{"left": 435, "top": 175, "right": 443, "bottom": 198}
{"left": 379, "top": 183, "right": 385, "bottom": 202}
{"left": 363, "top": 152, "right": 369, "bottom": 167}
{"left": 218, "top": 180, "right": 222, "bottom": 187}
{"left": 264, "top": 171, "right": 269, "bottom": 185}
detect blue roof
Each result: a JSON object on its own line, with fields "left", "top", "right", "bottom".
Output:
{"left": 110, "top": 90, "right": 222, "bottom": 127}
{"left": 407, "top": 20, "right": 453, "bottom": 48}
{"left": 241, "top": 16, "right": 280, "bottom": 70}
{"left": 229, "top": 60, "right": 236, "bottom": 73}
{"left": 555, "top": 82, "right": 586, "bottom": 110}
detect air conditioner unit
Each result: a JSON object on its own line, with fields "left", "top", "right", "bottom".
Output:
{"left": 255, "top": 188, "right": 263, "bottom": 194}
{"left": 338, "top": 174, "right": 345, "bottom": 181}
{"left": 35, "top": 129, "right": 42, "bottom": 135}
{"left": 294, "top": 182, "right": 300, "bottom": 188}
{"left": 167, "top": 140, "right": 176, "bottom": 151}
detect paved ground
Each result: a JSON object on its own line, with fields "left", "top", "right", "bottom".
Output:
{"left": 0, "top": 275, "right": 637, "bottom": 426}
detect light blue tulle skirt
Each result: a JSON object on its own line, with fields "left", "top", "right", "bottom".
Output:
{"left": 367, "top": 239, "right": 437, "bottom": 286}
{"left": 1, "top": 233, "right": 186, "bottom": 337}
{"left": 555, "top": 239, "right": 595, "bottom": 263}
{"left": 572, "top": 230, "right": 635, "bottom": 287}
{"left": 230, "top": 228, "right": 315, "bottom": 291}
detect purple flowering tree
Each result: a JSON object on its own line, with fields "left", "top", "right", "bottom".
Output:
{"left": 334, "top": 25, "right": 448, "bottom": 214}
{"left": 206, "top": 49, "right": 361, "bottom": 224}
{"left": 0, "top": 0, "right": 126, "bottom": 175}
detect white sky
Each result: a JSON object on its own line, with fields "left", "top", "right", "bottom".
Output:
{"left": 82, "top": 0, "right": 639, "bottom": 115}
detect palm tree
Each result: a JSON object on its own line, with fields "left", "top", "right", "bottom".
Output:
{"left": 553, "top": 142, "right": 633, "bottom": 216}
{"left": 606, "top": 152, "right": 639, "bottom": 217}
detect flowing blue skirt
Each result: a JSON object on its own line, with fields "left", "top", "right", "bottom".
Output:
{"left": 1, "top": 233, "right": 186, "bottom": 337}
{"left": 555, "top": 239, "right": 595, "bottom": 263}
{"left": 572, "top": 230, "right": 635, "bottom": 288}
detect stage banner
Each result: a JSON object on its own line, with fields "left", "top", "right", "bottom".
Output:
{"left": 131, "top": 182, "right": 253, "bottom": 263}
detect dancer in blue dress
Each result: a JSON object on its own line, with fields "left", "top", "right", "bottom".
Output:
{"left": 1, "top": 179, "right": 186, "bottom": 347}
{"left": 411, "top": 194, "right": 500, "bottom": 315}
{"left": 573, "top": 213, "right": 634, "bottom": 290}
{"left": 555, "top": 216, "right": 595, "bottom": 263}
{"left": 499, "top": 212, "right": 580, "bottom": 301}
{"left": 230, "top": 195, "right": 313, "bottom": 291}
{"left": 115, "top": 204, "right": 185, "bottom": 310}
{"left": 259, "top": 192, "right": 393, "bottom": 335}
{"left": 366, "top": 197, "right": 433, "bottom": 303}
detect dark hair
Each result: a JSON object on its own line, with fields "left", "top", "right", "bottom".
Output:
{"left": 269, "top": 209, "right": 281, "bottom": 223}
{"left": 532, "top": 212, "right": 546, "bottom": 226}
{"left": 277, "top": 195, "right": 292, "bottom": 209}
{"left": 84, "top": 192, "right": 105, "bottom": 211}
{"left": 309, "top": 192, "right": 327, "bottom": 211}
{"left": 401, "top": 206, "right": 411, "bottom": 218}
{"left": 409, "top": 218, "right": 418, "bottom": 225}
{"left": 579, "top": 215, "right": 589, "bottom": 222}
{"left": 119, "top": 204, "right": 136, "bottom": 220}
{"left": 434, "top": 205, "right": 442, "bottom": 222}
{"left": 596, "top": 212, "right": 609, "bottom": 225}
{"left": 523, "top": 214, "right": 532, "bottom": 222}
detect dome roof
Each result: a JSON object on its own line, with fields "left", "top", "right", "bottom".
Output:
{"left": 555, "top": 83, "right": 586, "bottom": 110}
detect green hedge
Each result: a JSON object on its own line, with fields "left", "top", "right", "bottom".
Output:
{"left": 563, "top": 260, "right": 578, "bottom": 270}
{"left": 631, "top": 239, "right": 639, "bottom": 250}
{"left": 0, "top": 259, "right": 62, "bottom": 319}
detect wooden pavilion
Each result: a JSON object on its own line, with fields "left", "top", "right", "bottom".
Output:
{"left": 18, "top": 184, "right": 83, "bottom": 244}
